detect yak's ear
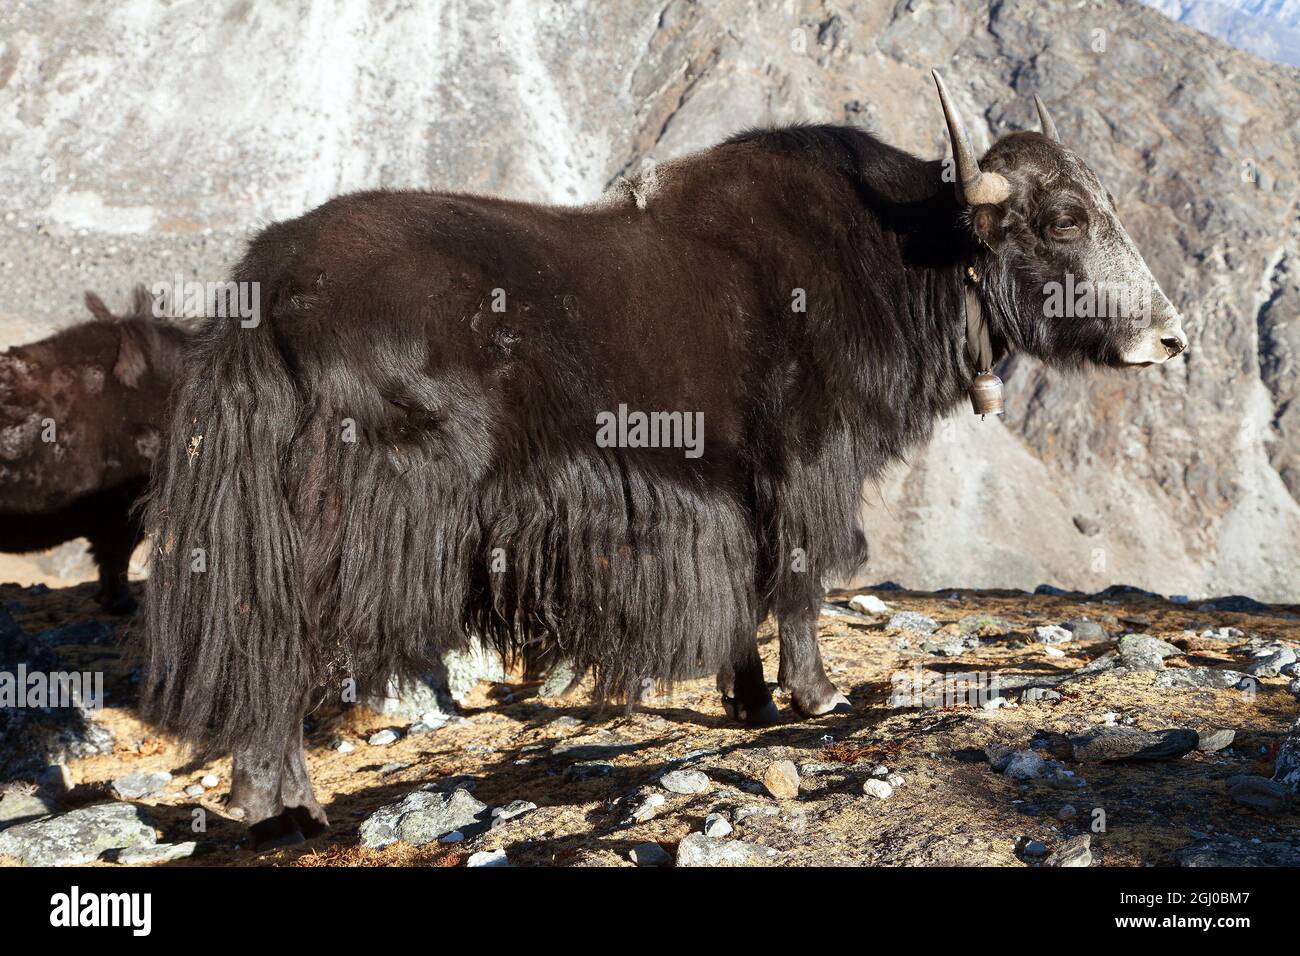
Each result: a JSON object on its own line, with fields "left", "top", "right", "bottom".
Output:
{"left": 971, "top": 205, "right": 1007, "bottom": 247}
{"left": 113, "top": 325, "right": 150, "bottom": 388}
{"left": 84, "top": 291, "right": 115, "bottom": 322}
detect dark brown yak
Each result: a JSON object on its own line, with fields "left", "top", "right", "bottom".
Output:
{"left": 0, "top": 287, "right": 188, "bottom": 612}
{"left": 142, "top": 74, "right": 1186, "bottom": 848}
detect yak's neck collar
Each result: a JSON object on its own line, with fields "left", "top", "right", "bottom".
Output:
{"left": 963, "top": 264, "right": 1004, "bottom": 418}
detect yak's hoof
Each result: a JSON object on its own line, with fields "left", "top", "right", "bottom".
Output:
{"left": 285, "top": 804, "right": 330, "bottom": 839}
{"left": 791, "top": 688, "right": 853, "bottom": 718}
{"left": 249, "top": 812, "right": 306, "bottom": 851}
{"left": 721, "top": 694, "right": 780, "bottom": 727}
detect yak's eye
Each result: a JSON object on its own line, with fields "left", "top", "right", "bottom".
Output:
{"left": 1047, "top": 215, "right": 1082, "bottom": 241}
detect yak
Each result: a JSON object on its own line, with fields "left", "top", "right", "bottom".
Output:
{"left": 0, "top": 287, "right": 188, "bottom": 613}
{"left": 141, "top": 73, "right": 1187, "bottom": 848}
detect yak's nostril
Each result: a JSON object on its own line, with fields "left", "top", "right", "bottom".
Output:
{"left": 1161, "top": 335, "right": 1186, "bottom": 357}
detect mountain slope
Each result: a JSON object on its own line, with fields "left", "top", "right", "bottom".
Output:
{"left": 0, "top": 0, "right": 1296, "bottom": 598}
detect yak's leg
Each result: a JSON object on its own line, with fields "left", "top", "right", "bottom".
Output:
{"left": 778, "top": 598, "right": 851, "bottom": 717}
{"left": 280, "top": 720, "right": 329, "bottom": 838}
{"left": 717, "top": 639, "right": 778, "bottom": 726}
{"left": 229, "top": 735, "right": 303, "bottom": 850}
{"left": 87, "top": 525, "right": 137, "bottom": 614}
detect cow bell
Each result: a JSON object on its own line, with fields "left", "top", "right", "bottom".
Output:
{"left": 969, "top": 371, "right": 1004, "bottom": 417}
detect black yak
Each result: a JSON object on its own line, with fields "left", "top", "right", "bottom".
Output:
{"left": 141, "top": 73, "right": 1187, "bottom": 847}
{"left": 0, "top": 287, "right": 188, "bottom": 613}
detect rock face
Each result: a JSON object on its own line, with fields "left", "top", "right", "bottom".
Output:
{"left": 1, "top": 0, "right": 1298, "bottom": 598}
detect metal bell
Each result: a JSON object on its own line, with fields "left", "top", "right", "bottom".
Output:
{"left": 969, "top": 371, "right": 1004, "bottom": 417}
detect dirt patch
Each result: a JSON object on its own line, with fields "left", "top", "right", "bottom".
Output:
{"left": 2, "top": 581, "right": 1297, "bottom": 867}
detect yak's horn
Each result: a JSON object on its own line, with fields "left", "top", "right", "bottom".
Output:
{"left": 1034, "top": 94, "right": 1060, "bottom": 142}
{"left": 932, "top": 69, "right": 1011, "bottom": 206}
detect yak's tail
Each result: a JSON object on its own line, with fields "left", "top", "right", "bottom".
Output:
{"left": 139, "top": 303, "right": 313, "bottom": 756}
{"left": 139, "top": 266, "right": 477, "bottom": 756}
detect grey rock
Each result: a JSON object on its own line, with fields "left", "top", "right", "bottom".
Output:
{"left": 1022, "top": 839, "right": 1048, "bottom": 857}
{"left": 957, "top": 614, "right": 1015, "bottom": 637}
{"left": 1272, "top": 716, "right": 1300, "bottom": 792}
{"left": 1227, "top": 774, "right": 1291, "bottom": 813}
{"left": 862, "top": 778, "right": 894, "bottom": 799}
{"left": 466, "top": 848, "right": 509, "bottom": 867}
{"left": 0, "top": 791, "right": 57, "bottom": 829}
{"left": 367, "top": 729, "right": 399, "bottom": 747}
{"left": 1196, "top": 728, "right": 1236, "bottom": 753}
{"left": 1064, "top": 619, "right": 1108, "bottom": 642}
{"left": 184, "top": 784, "right": 205, "bottom": 797}
{"left": 675, "top": 832, "right": 778, "bottom": 867}
{"left": 984, "top": 744, "right": 1015, "bottom": 772}
{"left": 922, "top": 638, "right": 967, "bottom": 657}
{"left": 1034, "top": 625, "right": 1073, "bottom": 645}
{"left": 1068, "top": 652, "right": 1120, "bottom": 679}
{"left": 1289, "top": 677, "right": 1300, "bottom": 698}
{"left": 1057, "top": 804, "right": 1078, "bottom": 821}
{"left": 199, "top": 774, "right": 220, "bottom": 789}
{"left": 1177, "top": 836, "right": 1300, "bottom": 867}
{"left": 443, "top": 642, "right": 506, "bottom": 703}
{"left": 703, "top": 812, "right": 733, "bottom": 838}
{"left": 1003, "top": 750, "right": 1046, "bottom": 780}
{"left": 1117, "top": 634, "right": 1182, "bottom": 671}
{"left": 110, "top": 771, "right": 173, "bottom": 800}
{"left": 1246, "top": 647, "right": 1297, "bottom": 678}
{"left": 1200, "top": 626, "right": 1245, "bottom": 641}
{"left": 848, "top": 594, "right": 889, "bottom": 614}
{"left": 1043, "top": 834, "right": 1092, "bottom": 867}
{"left": 358, "top": 785, "right": 489, "bottom": 848}
{"left": 1068, "top": 727, "right": 1198, "bottom": 763}
{"left": 537, "top": 658, "right": 582, "bottom": 698}
{"left": 1199, "top": 596, "right": 1271, "bottom": 614}
{"left": 406, "top": 720, "right": 444, "bottom": 737}
{"left": 362, "top": 672, "right": 456, "bottom": 722}
{"left": 660, "top": 769, "right": 710, "bottom": 795}
{"left": 1153, "top": 668, "right": 1250, "bottom": 690}
{"left": 629, "top": 842, "right": 672, "bottom": 866}
{"left": 1022, "top": 687, "right": 1062, "bottom": 702}
{"left": 0, "top": 803, "right": 155, "bottom": 866}
{"left": 888, "top": 611, "right": 939, "bottom": 635}
{"left": 115, "top": 841, "right": 197, "bottom": 865}
{"left": 625, "top": 792, "right": 666, "bottom": 823}
{"left": 733, "top": 805, "right": 779, "bottom": 824}
{"left": 490, "top": 799, "right": 537, "bottom": 827}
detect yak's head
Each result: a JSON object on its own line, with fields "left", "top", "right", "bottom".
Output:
{"left": 932, "top": 71, "right": 1187, "bottom": 369}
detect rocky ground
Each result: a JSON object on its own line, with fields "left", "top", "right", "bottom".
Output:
{"left": 0, "top": 580, "right": 1297, "bottom": 867}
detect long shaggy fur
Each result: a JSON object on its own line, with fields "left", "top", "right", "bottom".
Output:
{"left": 143, "top": 123, "right": 1003, "bottom": 753}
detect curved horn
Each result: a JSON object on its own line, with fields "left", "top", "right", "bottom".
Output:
{"left": 931, "top": 69, "right": 1011, "bottom": 206}
{"left": 1034, "top": 94, "right": 1060, "bottom": 142}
